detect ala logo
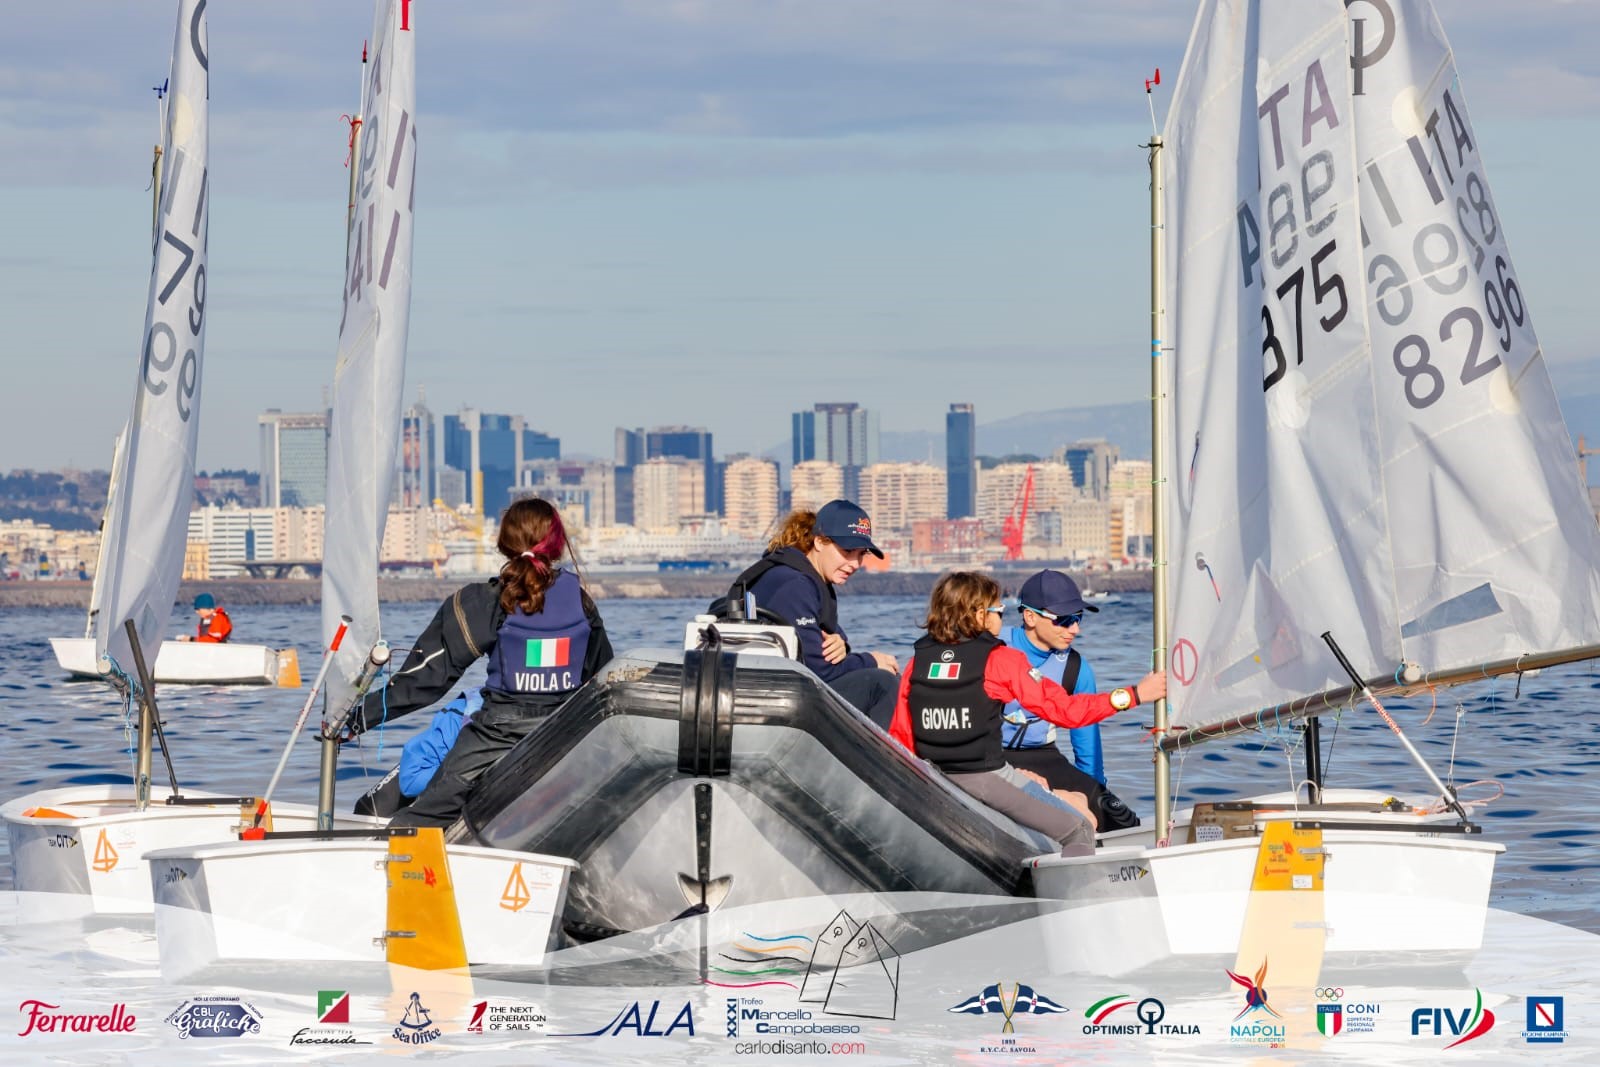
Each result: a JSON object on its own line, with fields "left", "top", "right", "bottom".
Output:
{"left": 1411, "top": 989, "right": 1496, "bottom": 1049}
{"left": 554, "top": 1001, "right": 694, "bottom": 1038}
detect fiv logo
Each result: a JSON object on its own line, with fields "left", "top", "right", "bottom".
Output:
{"left": 1410, "top": 989, "right": 1495, "bottom": 1049}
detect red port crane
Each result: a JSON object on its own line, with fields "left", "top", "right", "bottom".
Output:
{"left": 1000, "top": 465, "right": 1035, "bottom": 561}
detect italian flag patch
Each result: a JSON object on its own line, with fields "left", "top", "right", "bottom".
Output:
{"left": 927, "top": 662, "right": 961, "bottom": 680}
{"left": 524, "top": 637, "right": 571, "bottom": 668}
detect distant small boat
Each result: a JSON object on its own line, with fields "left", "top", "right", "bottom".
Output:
{"left": 49, "top": 637, "right": 287, "bottom": 686}
{"left": 1083, "top": 590, "right": 1120, "bottom": 605}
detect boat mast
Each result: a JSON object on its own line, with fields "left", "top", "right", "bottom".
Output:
{"left": 1145, "top": 71, "right": 1173, "bottom": 839}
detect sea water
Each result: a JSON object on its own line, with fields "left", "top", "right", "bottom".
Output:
{"left": 1, "top": 594, "right": 1596, "bottom": 1063}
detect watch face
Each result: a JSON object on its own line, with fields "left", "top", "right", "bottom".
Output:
{"left": 1111, "top": 688, "right": 1132, "bottom": 711}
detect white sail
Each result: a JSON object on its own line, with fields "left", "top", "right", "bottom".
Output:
{"left": 94, "top": 0, "right": 210, "bottom": 673}
{"left": 321, "top": 0, "right": 418, "bottom": 713}
{"left": 1163, "top": 0, "right": 1600, "bottom": 732}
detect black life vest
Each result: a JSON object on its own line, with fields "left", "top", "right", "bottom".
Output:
{"left": 708, "top": 547, "right": 841, "bottom": 631}
{"left": 485, "top": 569, "right": 591, "bottom": 697}
{"left": 907, "top": 633, "right": 1005, "bottom": 774}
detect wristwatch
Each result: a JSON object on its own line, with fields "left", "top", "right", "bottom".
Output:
{"left": 1109, "top": 687, "right": 1136, "bottom": 711}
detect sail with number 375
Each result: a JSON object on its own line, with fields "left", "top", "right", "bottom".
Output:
{"left": 1162, "top": 0, "right": 1600, "bottom": 740}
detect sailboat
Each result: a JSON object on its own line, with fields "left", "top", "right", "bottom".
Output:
{"left": 1032, "top": 0, "right": 1600, "bottom": 971}
{"left": 2, "top": 0, "right": 376, "bottom": 922}
{"left": 146, "top": 0, "right": 574, "bottom": 980}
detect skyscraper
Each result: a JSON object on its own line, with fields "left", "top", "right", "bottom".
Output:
{"left": 945, "top": 403, "right": 976, "bottom": 519}
{"left": 400, "top": 400, "right": 436, "bottom": 508}
{"left": 258, "top": 410, "right": 328, "bottom": 508}
{"left": 614, "top": 425, "right": 717, "bottom": 515}
{"left": 1058, "top": 439, "right": 1120, "bottom": 501}
{"left": 443, "top": 409, "right": 559, "bottom": 516}
{"left": 791, "top": 403, "right": 879, "bottom": 499}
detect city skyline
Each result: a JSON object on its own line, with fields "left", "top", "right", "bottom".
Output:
{"left": 4, "top": 3, "right": 1599, "bottom": 471}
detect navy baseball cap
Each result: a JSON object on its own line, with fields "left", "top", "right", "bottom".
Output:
{"left": 814, "top": 500, "right": 884, "bottom": 558}
{"left": 1018, "top": 570, "right": 1097, "bottom": 617}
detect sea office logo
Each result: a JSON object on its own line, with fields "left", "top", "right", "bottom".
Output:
{"left": 1411, "top": 988, "right": 1495, "bottom": 1049}
{"left": 392, "top": 992, "right": 443, "bottom": 1045}
{"left": 17, "top": 1000, "right": 136, "bottom": 1037}
{"left": 1522, "top": 996, "right": 1567, "bottom": 1045}
{"left": 164, "top": 996, "right": 263, "bottom": 1039}
{"left": 553, "top": 1001, "right": 695, "bottom": 1038}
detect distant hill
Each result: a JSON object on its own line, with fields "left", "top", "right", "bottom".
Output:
{"left": 875, "top": 401, "right": 1150, "bottom": 466}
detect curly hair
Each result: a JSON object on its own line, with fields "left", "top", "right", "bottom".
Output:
{"left": 496, "top": 498, "right": 575, "bottom": 616}
{"left": 767, "top": 509, "right": 818, "bottom": 553}
{"left": 922, "top": 571, "right": 1001, "bottom": 644}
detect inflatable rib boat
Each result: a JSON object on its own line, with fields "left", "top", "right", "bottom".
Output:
{"left": 450, "top": 621, "right": 1057, "bottom": 944}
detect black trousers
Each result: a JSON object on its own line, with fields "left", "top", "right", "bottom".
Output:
{"left": 388, "top": 704, "right": 546, "bottom": 829}
{"left": 1002, "top": 744, "right": 1142, "bottom": 831}
{"left": 830, "top": 667, "right": 899, "bottom": 729}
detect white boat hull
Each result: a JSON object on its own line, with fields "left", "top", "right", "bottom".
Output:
{"left": 49, "top": 637, "right": 284, "bottom": 686}
{"left": 1035, "top": 790, "right": 1503, "bottom": 974}
{"left": 147, "top": 836, "right": 574, "bottom": 980}
{"left": 1, "top": 785, "right": 382, "bottom": 920}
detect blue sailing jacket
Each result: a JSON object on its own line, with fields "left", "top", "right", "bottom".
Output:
{"left": 998, "top": 624, "right": 1104, "bottom": 783}
{"left": 397, "top": 689, "right": 484, "bottom": 797}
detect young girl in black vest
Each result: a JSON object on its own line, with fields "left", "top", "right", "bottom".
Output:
{"left": 348, "top": 498, "right": 613, "bottom": 827}
{"left": 887, "top": 572, "right": 1165, "bottom": 854}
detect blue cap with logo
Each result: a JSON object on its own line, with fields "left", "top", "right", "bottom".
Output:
{"left": 1018, "top": 570, "right": 1097, "bottom": 618}
{"left": 814, "top": 500, "right": 884, "bottom": 559}
{"left": 193, "top": 593, "right": 215, "bottom": 610}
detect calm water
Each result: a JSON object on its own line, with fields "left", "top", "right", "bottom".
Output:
{"left": 0, "top": 593, "right": 1596, "bottom": 933}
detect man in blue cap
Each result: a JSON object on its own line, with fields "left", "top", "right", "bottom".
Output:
{"left": 998, "top": 569, "right": 1140, "bottom": 830}
{"left": 178, "top": 592, "right": 233, "bottom": 643}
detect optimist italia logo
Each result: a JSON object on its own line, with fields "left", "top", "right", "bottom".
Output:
{"left": 524, "top": 638, "right": 571, "bottom": 668}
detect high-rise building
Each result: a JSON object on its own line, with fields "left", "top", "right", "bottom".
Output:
{"left": 400, "top": 400, "right": 436, "bottom": 508}
{"left": 792, "top": 403, "right": 879, "bottom": 498}
{"left": 859, "top": 462, "right": 946, "bottom": 534}
{"left": 632, "top": 457, "right": 705, "bottom": 532}
{"left": 514, "top": 460, "right": 616, "bottom": 532}
{"left": 722, "top": 457, "right": 781, "bottom": 539}
{"left": 1108, "top": 459, "right": 1153, "bottom": 560}
{"left": 976, "top": 462, "right": 1079, "bottom": 542}
{"left": 790, "top": 461, "right": 844, "bottom": 513}
{"left": 946, "top": 403, "right": 977, "bottom": 519}
{"left": 614, "top": 425, "right": 716, "bottom": 513}
{"left": 443, "top": 409, "right": 559, "bottom": 516}
{"left": 1057, "top": 439, "right": 1120, "bottom": 502}
{"left": 258, "top": 410, "right": 328, "bottom": 508}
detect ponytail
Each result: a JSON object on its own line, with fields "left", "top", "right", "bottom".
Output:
{"left": 497, "top": 498, "right": 570, "bottom": 615}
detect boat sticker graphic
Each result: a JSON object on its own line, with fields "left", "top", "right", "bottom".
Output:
{"left": 91, "top": 829, "right": 119, "bottom": 873}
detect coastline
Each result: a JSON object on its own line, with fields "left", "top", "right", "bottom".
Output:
{"left": 0, "top": 568, "right": 1153, "bottom": 609}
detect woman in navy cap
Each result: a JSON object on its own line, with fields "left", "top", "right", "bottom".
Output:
{"left": 719, "top": 499, "right": 901, "bottom": 726}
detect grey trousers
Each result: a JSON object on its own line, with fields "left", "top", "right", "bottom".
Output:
{"left": 946, "top": 763, "right": 1096, "bottom": 855}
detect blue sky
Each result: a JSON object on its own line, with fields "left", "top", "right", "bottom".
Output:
{"left": 3, "top": 1, "right": 1598, "bottom": 471}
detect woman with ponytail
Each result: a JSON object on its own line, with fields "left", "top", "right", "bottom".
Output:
{"left": 349, "top": 498, "right": 613, "bottom": 827}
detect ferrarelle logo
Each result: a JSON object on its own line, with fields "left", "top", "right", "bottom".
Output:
{"left": 17, "top": 1000, "right": 136, "bottom": 1036}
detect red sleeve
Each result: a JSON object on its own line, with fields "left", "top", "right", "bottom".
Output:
{"left": 887, "top": 664, "right": 916, "bottom": 752}
{"left": 982, "top": 645, "right": 1127, "bottom": 729}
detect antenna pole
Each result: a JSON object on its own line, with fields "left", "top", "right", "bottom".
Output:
{"left": 1144, "top": 68, "right": 1173, "bottom": 840}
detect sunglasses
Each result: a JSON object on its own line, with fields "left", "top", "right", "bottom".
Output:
{"left": 1022, "top": 604, "right": 1083, "bottom": 627}
{"left": 986, "top": 605, "right": 1005, "bottom": 615}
